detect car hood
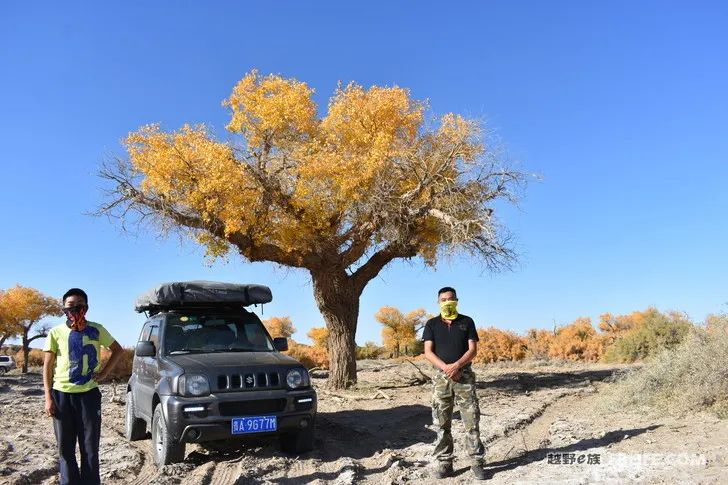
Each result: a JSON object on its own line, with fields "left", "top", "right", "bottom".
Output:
{"left": 165, "top": 351, "right": 301, "bottom": 372}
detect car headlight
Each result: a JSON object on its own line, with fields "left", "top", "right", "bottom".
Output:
{"left": 286, "top": 368, "right": 309, "bottom": 389}
{"left": 179, "top": 374, "right": 210, "bottom": 397}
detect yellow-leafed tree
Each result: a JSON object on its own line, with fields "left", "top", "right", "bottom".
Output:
{"left": 97, "top": 71, "right": 528, "bottom": 388}
{"left": 262, "top": 316, "right": 296, "bottom": 338}
{"left": 475, "top": 327, "right": 527, "bottom": 363}
{"left": 307, "top": 326, "right": 329, "bottom": 350}
{"left": 375, "top": 306, "right": 426, "bottom": 358}
{"left": 549, "top": 317, "right": 605, "bottom": 362}
{"left": 0, "top": 285, "right": 62, "bottom": 372}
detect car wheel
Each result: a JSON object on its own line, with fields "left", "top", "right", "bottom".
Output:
{"left": 0, "top": 367, "right": 6, "bottom": 375}
{"left": 125, "top": 391, "right": 147, "bottom": 441}
{"left": 279, "top": 420, "right": 315, "bottom": 454}
{"left": 151, "top": 404, "right": 186, "bottom": 466}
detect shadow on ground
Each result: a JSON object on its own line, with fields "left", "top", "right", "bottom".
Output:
{"left": 462, "top": 425, "right": 662, "bottom": 479}
{"left": 182, "top": 404, "right": 434, "bottom": 484}
{"left": 478, "top": 368, "right": 626, "bottom": 393}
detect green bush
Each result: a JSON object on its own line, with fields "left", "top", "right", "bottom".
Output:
{"left": 602, "top": 316, "right": 728, "bottom": 418}
{"left": 603, "top": 309, "right": 692, "bottom": 363}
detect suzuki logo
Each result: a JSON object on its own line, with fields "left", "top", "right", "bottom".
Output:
{"left": 246, "top": 376, "right": 254, "bottom": 384}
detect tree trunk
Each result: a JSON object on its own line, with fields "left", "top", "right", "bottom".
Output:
{"left": 22, "top": 329, "right": 29, "bottom": 374}
{"left": 0, "top": 334, "right": 8, "bottom": 349}
{"left": 311, "top": 270, "right": 361, "bottom": 389}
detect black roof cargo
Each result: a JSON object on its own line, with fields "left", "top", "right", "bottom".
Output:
{"left": 135, "top": 280, "right": 272, "bottom": 313}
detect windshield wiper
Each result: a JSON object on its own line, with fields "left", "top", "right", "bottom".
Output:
{"left": 209, "top": 347, "right": 260, "bottom": 353}
{"left": 168, "top": 348, "right": 205, "bottom": 354}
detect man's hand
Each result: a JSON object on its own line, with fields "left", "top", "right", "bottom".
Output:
{"left": 442, "top": 362, "right": 461, "bottom": 380}
{"left": 45, "top": 396, "right": 55, "bottom": 417}
{"left": 92, "top": 370, "right": 108, "bottom": 383}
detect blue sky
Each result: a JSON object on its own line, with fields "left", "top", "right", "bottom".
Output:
{"left": 1, "top": 1, "right": 727, "bottom": 348}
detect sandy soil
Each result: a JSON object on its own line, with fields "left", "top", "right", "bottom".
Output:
{"left": 0, "top": 360, "right": 725, "bottom": 484}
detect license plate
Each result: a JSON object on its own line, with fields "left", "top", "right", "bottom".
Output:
{"left": 231, "top": 416, "right": 277, "bottom": 434}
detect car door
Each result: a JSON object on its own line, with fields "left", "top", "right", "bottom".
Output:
{"left": 133, "top": 320, "right": 154, "bottom": 420}
{"left": 137, "top": 317, "right": 162, "bottom": 418}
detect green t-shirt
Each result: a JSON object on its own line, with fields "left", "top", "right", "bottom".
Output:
{"left": 43, "top": 321, "right": 116, "bottom": 393}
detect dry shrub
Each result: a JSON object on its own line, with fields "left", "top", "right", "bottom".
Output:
{"left": 602, "top": 316, "right": 728, "bottom": 418}
{"left": 356, "top": 341, "right": 384, "bottom": 360}
{"left": 14, "top": 348, "right": 44, "bottom": 368}
{"left": 475, "top": 327, "right": 527, "bottom": 363}
{"left": 602, "top": 308, "right": 692, "bottom": 363}
{"left": 549, "top": 318, "right": 605, "bottom": 362}
{"left": 99, "top": 347, "right": 135, "bottom": 381}
{"left": 285, "top": 341, "right": 329, "bottom": 369}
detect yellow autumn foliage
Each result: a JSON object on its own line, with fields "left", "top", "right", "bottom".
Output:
{"left": 262, "top": 316, "right": 296, "bottom": 339}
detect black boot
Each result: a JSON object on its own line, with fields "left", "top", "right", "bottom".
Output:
{"left": 471, "top": 460, "right": 490, "bottom": 480}
{"left": 434, "top": 462, "right": 453, "bottom": 478}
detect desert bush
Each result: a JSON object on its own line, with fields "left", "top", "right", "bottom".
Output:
{"left": 356, "top": 341, "right": 384, "bottom": 360}
{"left": 475, "top": 327, "right": 527, "bottom": 363}
{"left": 286, "top": 341, "right": 329, "bottom": 369}
{"left": 602, "top": 316, "right": 728, "bottom": 418}
{"left": 548, "top": 318, "right": 605, "bottom": 362}
{"left": 602, "top": 308, "right": 693, "bottom": 363}
{"left": 14, "top": 348, "right": 44, "bottom": 368}
{"left": 524, "top": 328, "right": 554, "bottom": 359}
{"left": 99, "top": 347, "right": 135, "bottom": 381}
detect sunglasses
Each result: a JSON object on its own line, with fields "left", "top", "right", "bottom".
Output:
{"left": 63, "top": 305, "right": 87, "bottom": 314}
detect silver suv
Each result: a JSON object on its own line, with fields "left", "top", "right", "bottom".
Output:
{"left": 0, "top": 355, "right": 16, "bottom": 374}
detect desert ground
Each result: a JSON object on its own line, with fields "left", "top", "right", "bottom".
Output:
{"left": 1, "top": 360, "right": 725, "bottom": 484}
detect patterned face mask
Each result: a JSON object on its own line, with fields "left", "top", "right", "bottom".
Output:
{"left": 64, "top": 305, "right": 88, "bottom": 331}
{"left": 439, "top": 300, "right": 459, "bottom": 321}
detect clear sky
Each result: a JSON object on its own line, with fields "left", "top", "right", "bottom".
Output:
{"left": 2, "top": 1, "right": 727, "bottom": 349}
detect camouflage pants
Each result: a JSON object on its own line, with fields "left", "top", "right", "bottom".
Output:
{"left": 431, "top": 366, "right": 485, "bottom": 464}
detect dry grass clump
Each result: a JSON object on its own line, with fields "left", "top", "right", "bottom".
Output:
{"left": 601, "top": 316, "right": 728, "bottom": 418}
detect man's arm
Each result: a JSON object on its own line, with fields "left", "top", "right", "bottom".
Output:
{"left": 424, "top": 340, "right": 448, "bottom": 372}
{"left": 454, "top": 340, "right": 478, "bottom": 369}
{"left": 94, "top": 340, "right": 124, "bottom": 382}
{"left": 43, "top": 351, "right": 56, "bottom": 417}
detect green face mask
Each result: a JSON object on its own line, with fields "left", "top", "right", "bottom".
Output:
{"left": 439, "top": 300, "right": 458, "bottom": 320}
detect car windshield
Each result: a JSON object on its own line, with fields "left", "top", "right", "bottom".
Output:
{"left": 163, "top": 313, "right": 275, "bottom": 354}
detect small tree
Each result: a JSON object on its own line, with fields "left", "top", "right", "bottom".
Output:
{"left": 262, "top": 316, "right": 296, "bottom": 338}
{"left": 0, "top": 289, "right": 15, "bottom": 349}
{"left": 524, "top": 328, "right": 554, "bottom": 360}
{"left": 1, "top": 286, "right": 62, "bottom": 372}
{"left": 307, "top": 327, "right": 329, "bottom": 350}
{"left": 375, "top": 306, "right": 426, "bottom": 357}
{"left": 97, "top": 71, "right": 528, "bottom": 388}
{"left": 475, "top": 327, "right": 527, "bottom": 363}
{"left": 549, "top": 317, "right": 604, "bottom": 362}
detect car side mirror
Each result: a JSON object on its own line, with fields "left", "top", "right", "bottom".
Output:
{"left": 273, "top": 337, "right": 288, "bottom": 352}
{"left": 135, "top": 341, "right": 156, "bottom": 357}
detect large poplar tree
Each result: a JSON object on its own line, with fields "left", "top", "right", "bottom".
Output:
{"left": 98, "top": 71, "right": 527, "bottom": 388}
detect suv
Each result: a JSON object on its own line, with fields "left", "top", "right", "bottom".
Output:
{"left": 0, "top": 355, "right": 15, "bottom": 374}
{"left": 125, "top": 281, "right": 317, "bottom": 466}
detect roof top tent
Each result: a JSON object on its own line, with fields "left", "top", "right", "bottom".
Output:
{"left": 135, "top": 280, "right": 273, "bottom": 315}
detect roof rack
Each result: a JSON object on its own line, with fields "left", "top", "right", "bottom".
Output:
{"left": 135, "top": 281, "right": 272, "bottom": 313}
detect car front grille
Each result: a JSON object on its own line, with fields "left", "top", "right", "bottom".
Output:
{"left": 218, "top": 399, "right": 287, "bottom": 416}
{"left": 217, "top": 372, "right": 281, "bottom": 391}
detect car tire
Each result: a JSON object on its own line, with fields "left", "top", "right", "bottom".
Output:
{"left": 0, "top": 367, "right": 6, "bottom": 375}
{"left": 151, "top": 404, "right": 186, "bottom": 466}
{"left": 125, "top": 391, "right": 147, "bottom": 441}
{"left": 279, "top": 420, "right": 315, "bottom": 454}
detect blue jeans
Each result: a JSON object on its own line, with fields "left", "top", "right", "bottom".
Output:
{"left": 52, "top": 387, "right": 102, "bottom": 485}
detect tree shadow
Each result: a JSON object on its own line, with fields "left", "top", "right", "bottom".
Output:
{"left": 187, "top": 404, "right": 435, "bottom": 484}
{"left": 476, "top": 424, "right": 662, "bottom": 478}
{"left": 478, "top": 368, "right": 624, "bottom": 393}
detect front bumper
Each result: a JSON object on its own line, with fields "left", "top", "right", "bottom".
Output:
{"left": 161, "top": 388, "right": 317, "bottom": 443}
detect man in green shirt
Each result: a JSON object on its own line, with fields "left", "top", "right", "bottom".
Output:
{"left": 43, "top": 288, "right": 124, "bottom": 485}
